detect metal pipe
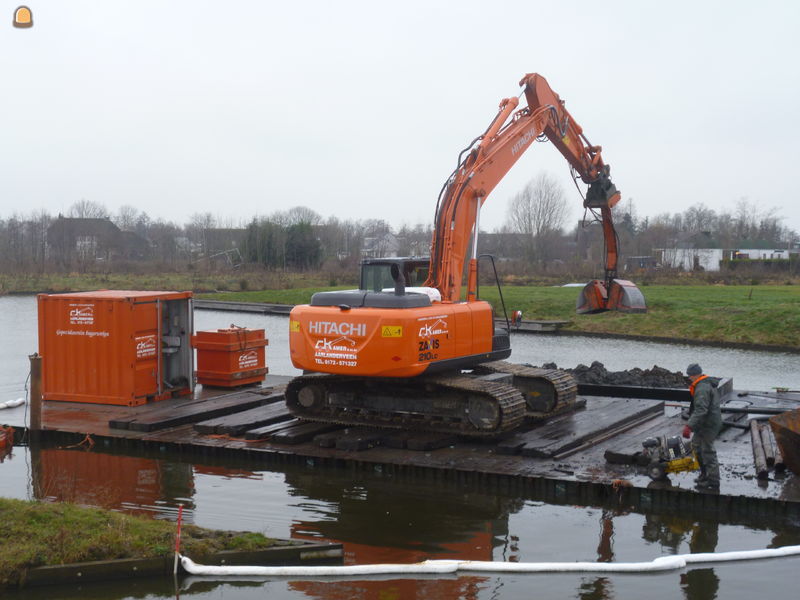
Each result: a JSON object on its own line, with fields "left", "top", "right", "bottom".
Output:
{"left": 471, "top": 196, "right": 482, "bottom": 261}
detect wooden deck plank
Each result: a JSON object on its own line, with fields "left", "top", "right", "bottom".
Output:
{"left": 270, "top": 422, "right": 341, "bottom": 445}
{"left": 504, "top": 397, "right": 663, "bottom": 458}
{"left": 112, "top": 390, "right": 276, "bottom": 432}
{"left": 332, "top": 428, "right": 386, "bottom": 451}
{"left": 602, "top": 418, "right": 670, "bottom": 465}
{"left": 193, "top": 393, "right": 288, "bottom": 435}
{"left": 406, "top": 433, "right": 458, "bottom": 451}
{"left": 244, "top": 418, "right": 306, "bottom": 441}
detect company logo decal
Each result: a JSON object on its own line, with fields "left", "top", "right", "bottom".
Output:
{"left": 417, "top": 316, "right": 448, "bottom": 337}
{"left": 308, "top": 321, "right": 366, "bottom": 337}
{"left": 135, "top": 335, "right": 157, "bottom": 359}
{"left": 69, "top": 303, "right": 95, "bottom": 325}
{"left": 313, "top": 336, "right": 358, "bottom": 367}
{"left": 238, "top": 350, "right": 259, "bottom": 369}
{"left": 511, "top": 127, "right": 538, "bottom": 156}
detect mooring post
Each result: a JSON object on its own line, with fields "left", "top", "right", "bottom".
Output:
{"left": 29, "top": 353, "right": 42, "bottom": 436}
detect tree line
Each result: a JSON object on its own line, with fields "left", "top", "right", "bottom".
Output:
{"left": 0, "top": 177, "right": 797, "bottom": 275}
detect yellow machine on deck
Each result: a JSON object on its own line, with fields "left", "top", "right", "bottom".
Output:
{"left": 642, "top": 435, "right": 700, "bottom": 481}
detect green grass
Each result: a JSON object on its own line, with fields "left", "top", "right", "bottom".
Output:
{"left": 204, "top": 284, "right": 800, "bottom": 348}
{"left": 0, "top": 498, "right": 279, "bottom": 588}
{"left": 0, "top": 271, "right": 335, "bottom": 294}
{"left": 198, "top": 286, "right": 351, "bottom": 305}
{"left": 486, "top": 284, "right": 800, "bottom": 347}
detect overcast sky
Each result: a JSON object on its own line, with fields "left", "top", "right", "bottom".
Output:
{"left": 1, "top": 1, "right": 798, "bottom": 234}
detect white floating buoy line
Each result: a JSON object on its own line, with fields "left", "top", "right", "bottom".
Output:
{"left": 0, "top": 397, "right": 25, "bottom": 410}
{"left": 179, "top": 544, "right": 800, "bottom": 578}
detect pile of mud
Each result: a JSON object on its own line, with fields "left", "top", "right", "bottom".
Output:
{"left": 539, "top": 360, "right": 688, "bottom": 388}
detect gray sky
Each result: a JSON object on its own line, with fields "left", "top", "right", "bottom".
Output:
{"left": 1, "top": 1, "right": 798, "bottom": 233}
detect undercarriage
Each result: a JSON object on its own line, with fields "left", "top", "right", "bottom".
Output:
{"left": 285, "top": 362, "right": 578, "bottom": 437}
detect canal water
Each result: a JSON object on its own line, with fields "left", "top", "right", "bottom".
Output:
{"left": 2, "top": 295, "right": 799, "bottom": 402}
{"left": 1, "top": 443, "right": 799, "bottom": 600}
{"left": 1, "top": 295, "right": 799, "bottom": 599}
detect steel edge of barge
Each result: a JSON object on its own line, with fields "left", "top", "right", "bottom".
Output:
{"left": 5, "top": 377, "right": 800, "bottom": 525}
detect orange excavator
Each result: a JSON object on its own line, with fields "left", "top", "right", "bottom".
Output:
{"left": 287, "top": 73, "right": 646, "bottom": 437}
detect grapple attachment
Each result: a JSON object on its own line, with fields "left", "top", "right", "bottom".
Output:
{"left": 576, "top": 279, "right": 647, "bottom": 314}
{"left": 576, "top": 280, "right": 608, "bottom": 314}
{"left": 606, "top": 279, "right": 647, "bottom": 313}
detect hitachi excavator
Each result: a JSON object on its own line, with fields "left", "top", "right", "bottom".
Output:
{"left": 287, "top": 73, "right": 646, "bottom": 437}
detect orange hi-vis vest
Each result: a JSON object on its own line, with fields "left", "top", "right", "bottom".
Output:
{"left": 689, "top": 374, "right": 709, "bottom": 397}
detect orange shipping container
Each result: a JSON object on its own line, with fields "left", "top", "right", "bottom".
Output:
{"left": 37, "top": 290, "right": 194, "bottom": 406}
{"left": 192, "top": 327, "right": 268, "bottom": 387}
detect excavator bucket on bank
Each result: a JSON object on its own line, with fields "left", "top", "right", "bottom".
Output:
{"left": 576, "top": 279, "right": 647, "bottom": 314}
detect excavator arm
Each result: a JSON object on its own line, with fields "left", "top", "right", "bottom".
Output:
{"left": 425, "top": 73, "right": 646, "bottom": 314}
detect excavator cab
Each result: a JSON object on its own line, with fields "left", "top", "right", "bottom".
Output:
{"left": 360, "top": 258, "right": 430, "bottom": 293}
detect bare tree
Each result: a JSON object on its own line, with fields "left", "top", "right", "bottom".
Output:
{"left": 272, "top": 206, "right": 323, "bottom": 227}
{"left": 185, "top": 212, "right": 216, "bottom": 255}
{"left": 683, "top": 203, "right": 716, "bottom": 233}
{"left": 67, "top": 199, "right": 109, "bottom": 219}
{"left": 505, "top": 172, "right": 569, "bottom": 261}
{"left": 114, "top": 205, "right": 140, "bottom": 231}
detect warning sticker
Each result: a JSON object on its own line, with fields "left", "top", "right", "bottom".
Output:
{"left": 289, "top": 320, "right": 301, "bottom": 333}
{"left": 381, "top": 325, "right": 403, "bottom": 338}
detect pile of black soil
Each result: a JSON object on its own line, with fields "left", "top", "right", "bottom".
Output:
{"left": 538, "top": 360, "right": 688, "bottom": 388}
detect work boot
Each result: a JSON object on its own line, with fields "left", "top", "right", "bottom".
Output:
{"left": 695, "top": 480, "right": 720, "bottom": 492}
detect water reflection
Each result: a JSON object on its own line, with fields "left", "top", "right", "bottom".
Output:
{"left": 2, "top": 443, "right": 800, "bottom": 600}
{"left": 30, "top": 446, "right": 196, "bottom": 517}
{"left": 283, "top": 469, "right": 515, "bottom": 600}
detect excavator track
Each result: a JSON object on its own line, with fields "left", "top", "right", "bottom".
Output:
{"left": 285, "top": 372, "right": 526, "bottom": 437}
{"left": 472, "top": 361, "right": 578, "bottom": 420}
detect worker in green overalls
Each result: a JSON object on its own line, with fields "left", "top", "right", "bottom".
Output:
{"left": 683, "top": 363, "right": 723, "bottom": 492}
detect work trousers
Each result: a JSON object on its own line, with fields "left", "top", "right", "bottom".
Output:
{"left": 691, "top": 429, "right": 720, "bottom": 484}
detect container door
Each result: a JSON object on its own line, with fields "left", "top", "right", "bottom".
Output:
{"left": 133, "top": 302, "right": 159, "bottom": 399}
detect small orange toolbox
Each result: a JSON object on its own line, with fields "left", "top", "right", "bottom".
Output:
{"left": 192, "top": 327, "right": 268, "bottom": 387}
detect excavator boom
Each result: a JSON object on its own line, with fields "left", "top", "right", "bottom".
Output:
{"left": 427, "top": 73, "right": 646, "bottom": 313}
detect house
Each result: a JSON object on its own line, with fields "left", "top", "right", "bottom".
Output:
{"left": 656, "top": 247, "right": 798, "bottom": 271}
{"left": 625, "top": 256, "right": 658, "bottom": 271}
{"left": 47, "top": 216, "right": 122, "bottom": 264}
{"left": 656, "top": 248, "right": 727, "bottom": 271}
{"left": 118, "top": 230, "right": 151, "bottom": 260}
{"left": 733, "top": 248, "right": 796, "bottom": 260}
{"left": 47, "top": 216, "right": 152, "bottom": 264}
{"left": 361, "top": 232, "right": 402, "bottom": 258}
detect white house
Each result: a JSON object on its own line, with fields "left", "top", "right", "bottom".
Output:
{"left": 657, "top": 247, "right": 796, "bottom": 271}
{"left": 658, "top": 248, "right": 727, "bottom": 271}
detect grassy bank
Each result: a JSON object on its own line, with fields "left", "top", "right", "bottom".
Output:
{"left": 0, "top": 271, "right": 336, "bottom": 294}
{"left": 0, "top": 498, "right": 278, "bottom": 588}
{"left": 3, "top": 272, "right": 796, "bottom": 348}
{"left": 203, "top": 284, "right": 800, "bottom": 348}
{"left": 483, "top": 284, "right": 800, "bottom": 347}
